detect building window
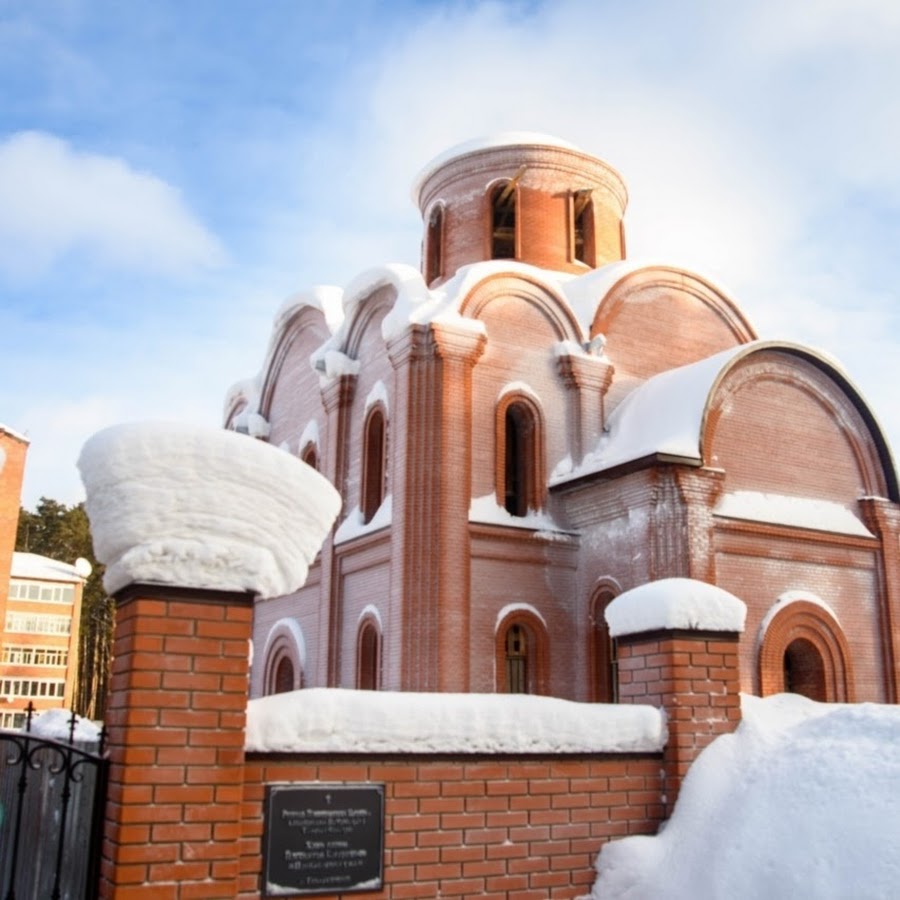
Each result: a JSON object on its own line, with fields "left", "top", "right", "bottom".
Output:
{"left": 357, "top": 620, "right": 381, "bottom": 690}
{"left": 591, "top": 589, "right": 618, "bottom": 703}
{"left": 273, "top": 656, "right": 295, "bottom": 694}
{"left": 490, "top": 181, "right": 517, "bottom": 259}
{"left": 9, "top": 581, "right": 75, "bottom": 604}
{"left": 4, "top": 613, "right": 71, "bottom": 635}
{"left": 783, "top": 639, "right": 826, "bottom": 701}
{"left": 497, "top": 396, "right": 543, "bottom": 517}
{"left": 300, "top": 442, "right": 319, "bottom": 471}
{"left": 2, "top": 646, "right": 68, "bottom": 667}
{"left": 495, "top": 610, "right": 549, "bottom": 694}
{"left": 425, "top": 203, "right": 444, "bottom": 285}
{"left": 572, "top": 189, "right": 595, "bottom": 266}
{"left": 362, "top": 407, "right": 387, "bottom": 524}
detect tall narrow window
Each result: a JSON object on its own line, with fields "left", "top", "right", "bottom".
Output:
{"left": 591, "top": 590, "right": 618, "bottom": 703}
{"left": 425, "top": 203, "right": 444, "bottom": 285}
{"left": 357, "top": 621, "right": 381, "bottom": 690}
{"left": 362, "top": 407, "right": 386, "bottom": 524}
{"left": 504, "top": 402, "right": 535, "bottom": 516}
{"left": 490, "top": 181, "right": 516, "bottom": 259}
{"left": 274, "top": 656, "right": 295, "bottom": 694}
{"left": 505, "top": 624, "right": 528, "bottom": 694}
{"left": 572, "top": 189, "right": 595, "bottom": 266}
{"left": 300, "top": 442, "right": 319, "bottom": 471}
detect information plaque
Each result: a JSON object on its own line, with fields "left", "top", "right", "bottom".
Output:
{"left": 263, "top": 783, "right": 384, "bottom": 896}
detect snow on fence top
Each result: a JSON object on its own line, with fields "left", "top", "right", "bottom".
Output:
{"left": 245, "top": 688, "right": 666, "bottom": 755}
{"left": 605, "top": 577, "right": 746, "bottom": 638}
{"left": 78, "top": 422, "right": 341, "bottom": 597}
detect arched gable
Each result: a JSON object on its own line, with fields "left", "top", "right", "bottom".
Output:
{"left": 591, "top": 266, "right": 756, "bottom": 384}
{"left": 459, "top": 272, "right": 584, "bottom": 346}
{"left": 703, "top": 344, "right": 898, "bottom": 503}
{"left": 258, "top": 305, "right": 331, "bottom": 423}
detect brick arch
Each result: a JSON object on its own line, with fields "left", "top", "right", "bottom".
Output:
{"left": 703, "top": 345, "right": 895, "bottom": 502}
{"left": 258, "top": 304, "right": 331, "bottom": 420}
{"left": 494, "top": 607, "right": 550, "bottom": 695}
{"left": 459, "top": 273, "right": 584, "bottom": 345}
{"left": 262, "top": 618, "right": 307, "bottom": 695}
{"left": 495, "top": 389, "right": 546, "bottom": 515}
{"left": 758, "top": 599, "right": 854, "bottom": 702}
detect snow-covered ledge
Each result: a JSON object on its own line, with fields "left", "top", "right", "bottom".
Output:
{"left": 245, "top": 689, "right": 666, "bottom": 755}
{"left": 78, "top": 422, "right": 341, "bottom": 597}
{"left": 606, "top": 577, "right": 746, "bottom": 638}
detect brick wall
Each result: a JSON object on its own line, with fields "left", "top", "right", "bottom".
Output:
{"left": 239, "top": 754, "right": 663, "bottom": 900}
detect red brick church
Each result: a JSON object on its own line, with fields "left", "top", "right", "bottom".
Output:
{"left": 226, "top": 134, "right": 900, "bottom": 706}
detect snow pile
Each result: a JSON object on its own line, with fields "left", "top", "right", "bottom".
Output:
{"left": 78, "top": 422, "right": 341, "bottom": 597}
{"left": 593, "top": 694, "right": 900, "bottom": 899}
{"left": 605, "top": 578, "right": 746, "bottom": 637}
{"left": 245, "top": 688, "right": 665, "bottom": 755}
{"left": 26, "top": 708, "right": 102, "bottom": 743}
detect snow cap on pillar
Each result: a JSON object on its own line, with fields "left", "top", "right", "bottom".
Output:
{"left": 605, "top": 577, "right": 746, "bottom": 638}
{"left": 78, "top": 421, "right": 341, "bottom": 598}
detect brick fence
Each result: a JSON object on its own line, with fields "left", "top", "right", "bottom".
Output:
{"left": 99, "top": 583, "right": 742, "bottom": 899}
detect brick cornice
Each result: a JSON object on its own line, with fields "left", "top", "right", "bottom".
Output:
{"left": 320, "top": 372, "right": 357, "bottom": 412}
{"left": 113, "top": 583, "right": 255, "bottom": 607}
{"left": 556, "top": 351, "right": 614, "bottom": 395}
{"left": 858, "top": 496, "right": 900, "bottom": 536}
{"left": 429, "top": 322, "right": 487, "bottom": 365}
{"left": 386, "top": 322, "right": 434, "bottom": 367}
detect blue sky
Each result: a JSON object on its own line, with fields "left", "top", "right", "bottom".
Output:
{"left": 2, "top": 0, "right": 899, "bottom": 508}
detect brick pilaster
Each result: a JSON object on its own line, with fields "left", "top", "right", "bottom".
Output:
{"left": 617, "top": 630, "right": 741, "bottom": 816}
{"left": 101, "top": 585, "right": 253, "bottom": 899}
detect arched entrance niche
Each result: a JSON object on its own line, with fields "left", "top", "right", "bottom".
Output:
{"left": 589, "top": 580, "right": 621, "bottom": 703}
{"left": 758, "top": 597, "right": 854, "bottom": 702}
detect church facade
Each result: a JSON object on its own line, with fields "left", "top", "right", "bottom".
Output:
{"left": 226, "top": 134, "right": 900, "bottom": 705}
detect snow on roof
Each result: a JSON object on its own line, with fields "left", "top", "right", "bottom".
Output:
{"left": 716, "top": 491, "right": 873, "bottom": 537}
{"left": 411, "top": 132, "right": 584, "bottom": 204}
{"left": 0, "top": 422, "right": 29, "bottom": 444}
{"left": 273, "top": 285, "right": 344, "bottom": 335}
{"left": 561, "top": 347, "right": 743, "bottom": 481}
{"left": 11, "top": 551, "right": 83, "bottom": 583}
{"left": 78, "top": 422, "right": 341, "bottom": 598}
{"left": 605, "top": 578, "right": 746, "bottom": 637}
{"left": 245, "top": 688, "right": 665, "bottom": 755}
{"left": 592, "top": 693, "right": 900, "bottom": 899}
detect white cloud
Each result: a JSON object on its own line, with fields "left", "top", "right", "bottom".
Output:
{"left": 0, "top": 131, "right": 226, "bottom": 280}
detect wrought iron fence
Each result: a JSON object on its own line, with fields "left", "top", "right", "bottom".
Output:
{"left": 0, "top": 704, "right": 108, "bottom": 900}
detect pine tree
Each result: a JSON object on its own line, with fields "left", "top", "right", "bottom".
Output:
{"left": 15, "top": 498, "right": 113, "bottom": 719}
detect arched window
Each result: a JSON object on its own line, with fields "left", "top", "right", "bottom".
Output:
{"left": 497, "top": 396, "right": 543, "bottom": 517}
{"left": 362, "top": 407, "right": 386, "bottom": 524}
{"left": 495, "top": 610, "right": 549, "bottom": 694}
{"left": 783, "top": 639, "right": 827, "bottom": 701}
{"left": 572, "top": 189, "right": 595, "bottom": 266}
{"left": 590, "top": 588, "right": 618, "bottom": 702}
{"left": 490, "top": 181, "right": 516, "bottom": 259}
{"left": 759, "top": 597, "right": 854, "bottom": 702}
{"left": 300, "top": 442, "right": 319, "bottom": 471}
{"left": 357, "top": 619, "right": 381, "bottom": 690}
{"left": 425, "top": 203, "right": 444, "bottom": 285}
{"left": 273, "top": 656, "right": 295, "bottom": 694}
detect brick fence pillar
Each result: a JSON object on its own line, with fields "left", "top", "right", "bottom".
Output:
{"left": 617, "top": 629, "right": 740, "bottom": 816}
{"left": 606, "top": 577, "right": 745, "bottom": 817}
{"left": 101, "top": 584, "right": 254, "bottom": 899}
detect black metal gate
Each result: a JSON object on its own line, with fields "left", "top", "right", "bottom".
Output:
{"left": 0, "top": 704, "right": 108, "bottom": 900}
